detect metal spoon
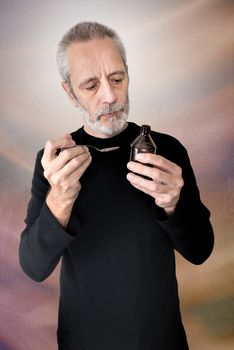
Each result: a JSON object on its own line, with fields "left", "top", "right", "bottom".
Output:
{"left": 83, "top": 145, "right": 120, "bottom": 152}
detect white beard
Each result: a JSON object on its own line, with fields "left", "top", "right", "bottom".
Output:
{"left": 77, "top": 100, "right": 129, "bottom": 136}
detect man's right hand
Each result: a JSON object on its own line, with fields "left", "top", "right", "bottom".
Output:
{"left": 41, "top": 133, "right": 92, "bottom": 228}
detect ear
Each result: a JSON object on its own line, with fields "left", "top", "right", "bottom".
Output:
{"left": 61, "top": 81, "right": 78, "bottom": 107}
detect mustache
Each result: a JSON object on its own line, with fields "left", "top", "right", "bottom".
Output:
{"left": 95, "top": 103, "right": 127, "bottom": 119}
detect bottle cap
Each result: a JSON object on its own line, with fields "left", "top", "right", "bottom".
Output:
{"left": 140, "top": 125, "right": 151, "bottom": 135}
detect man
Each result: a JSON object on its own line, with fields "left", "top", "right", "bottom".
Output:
{"left": 19, "top": 22, "right": 214, "bottom": 350}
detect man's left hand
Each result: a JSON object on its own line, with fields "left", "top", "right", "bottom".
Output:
{"left": 127, "top": 153, "right": 184, "bottom": 216}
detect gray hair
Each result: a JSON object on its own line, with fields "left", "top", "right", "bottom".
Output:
{"left": 56, "top": 21, "right": 127, "bottom": 82}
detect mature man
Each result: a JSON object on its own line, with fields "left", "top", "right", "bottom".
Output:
{"left": 19, "top": 22, "right": 214, "bottom": 350}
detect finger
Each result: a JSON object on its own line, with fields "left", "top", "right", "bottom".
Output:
{"left": 42, "top": 135, "right": 76, "bottom": 164}
{"left": 50, "top": 152, "right": 92, "bottom": 185}
{"left": 59, "top": 151, "right": 91, "bottom": 179}
{"left": 72, "top": 153, "right": 92, "bottom": 180}
{"left": 135, "top": 153, "right": 179, "bottom": 174}
{"left": 59, "top": 146, "right": 89, "bottom": 163}
{"left": 127, "top": 172, "right": 169, "bottom": 194}
{"left": 59, "top": 154, "right": 92, "bottom": 194}
{"left": 127, "top": 172, "right": 179, "bottom": 208}
{"left": 62, "top": 133, "right": 73, "bottom": 139}
{"left": 127, "top": 161, "right": 169, "bottom": 184}
{"left": 44, "top": 147, "right": 90, "bottom": 179}
{"left": 61, "top": 144, "right": 89, "bottom": 153}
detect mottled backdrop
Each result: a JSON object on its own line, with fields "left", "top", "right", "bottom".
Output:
{"left": 0, "top": 1, "right": 234, "bottom": 349}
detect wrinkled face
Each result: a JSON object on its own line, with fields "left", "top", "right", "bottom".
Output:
{"left": 62, "top": 37, "right": 129, "bottom": 138}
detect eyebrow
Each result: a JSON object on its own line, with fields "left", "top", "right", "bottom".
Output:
{"left": 109, "top": 70, "right": 126, "bottom": 77}
{"left": 79, "top": 70, "right": 126, "bottom": 88}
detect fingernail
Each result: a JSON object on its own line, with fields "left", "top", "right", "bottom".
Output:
{"left": 136, "top": 153, "right": 144, "bottom": 160}
{"left": 127, "top": 173, "right": 134, "bottom": 181}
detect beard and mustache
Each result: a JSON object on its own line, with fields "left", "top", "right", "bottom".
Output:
{"left": 76, "top": 95, "right": 129, "bottom": 136}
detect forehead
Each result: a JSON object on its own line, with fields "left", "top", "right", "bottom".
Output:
{"left": 67, "top": 37, "right": 125, "bottom": 80}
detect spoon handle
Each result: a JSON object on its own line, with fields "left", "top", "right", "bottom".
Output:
{"left": 83, "top": 145, "right": 120, "bottom": 152}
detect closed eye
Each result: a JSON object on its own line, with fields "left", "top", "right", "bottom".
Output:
{"left": 86, "top": 84, "right": 97, "bottom": 91}
{"left": 112, "top": 79, "right": 123, "bottom": 84}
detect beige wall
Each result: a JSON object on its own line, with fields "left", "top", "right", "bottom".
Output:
{"left": 0, "top": 1, "right": 234, "bottom": 349}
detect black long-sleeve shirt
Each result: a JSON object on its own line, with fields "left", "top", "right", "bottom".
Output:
{"left": 19, "top": 122, "right": 214, "bottom": 350}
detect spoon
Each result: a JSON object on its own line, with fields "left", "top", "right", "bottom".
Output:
{"left": 83, "top": 145, "right": 120, "bottom": 152}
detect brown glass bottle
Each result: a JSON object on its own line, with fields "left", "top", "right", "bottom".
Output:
{"left": 130, "top": 125, "right": 156, "bottom": 161}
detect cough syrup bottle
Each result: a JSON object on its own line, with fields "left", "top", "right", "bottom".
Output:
{"left": 130, "top": 125, "right": 156, "bottom": 161}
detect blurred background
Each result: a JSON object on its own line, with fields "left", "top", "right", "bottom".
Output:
{"left": 0, "top": 0, "right": 233, "bottom": 349}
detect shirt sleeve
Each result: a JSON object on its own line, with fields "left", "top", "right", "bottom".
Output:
{"left": 18, "top": 150, "right": 80, "bottom": 282}
{"left": 155, "top": 138, "right": 214, "bottom": 265}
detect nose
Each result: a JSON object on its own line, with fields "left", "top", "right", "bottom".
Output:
{"left": 99, "top": 81, "right": 117, "bottom": 104}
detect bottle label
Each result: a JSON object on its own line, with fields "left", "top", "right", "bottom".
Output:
{"left": 130, "top": 147, "right": 156, "bottom": 161}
